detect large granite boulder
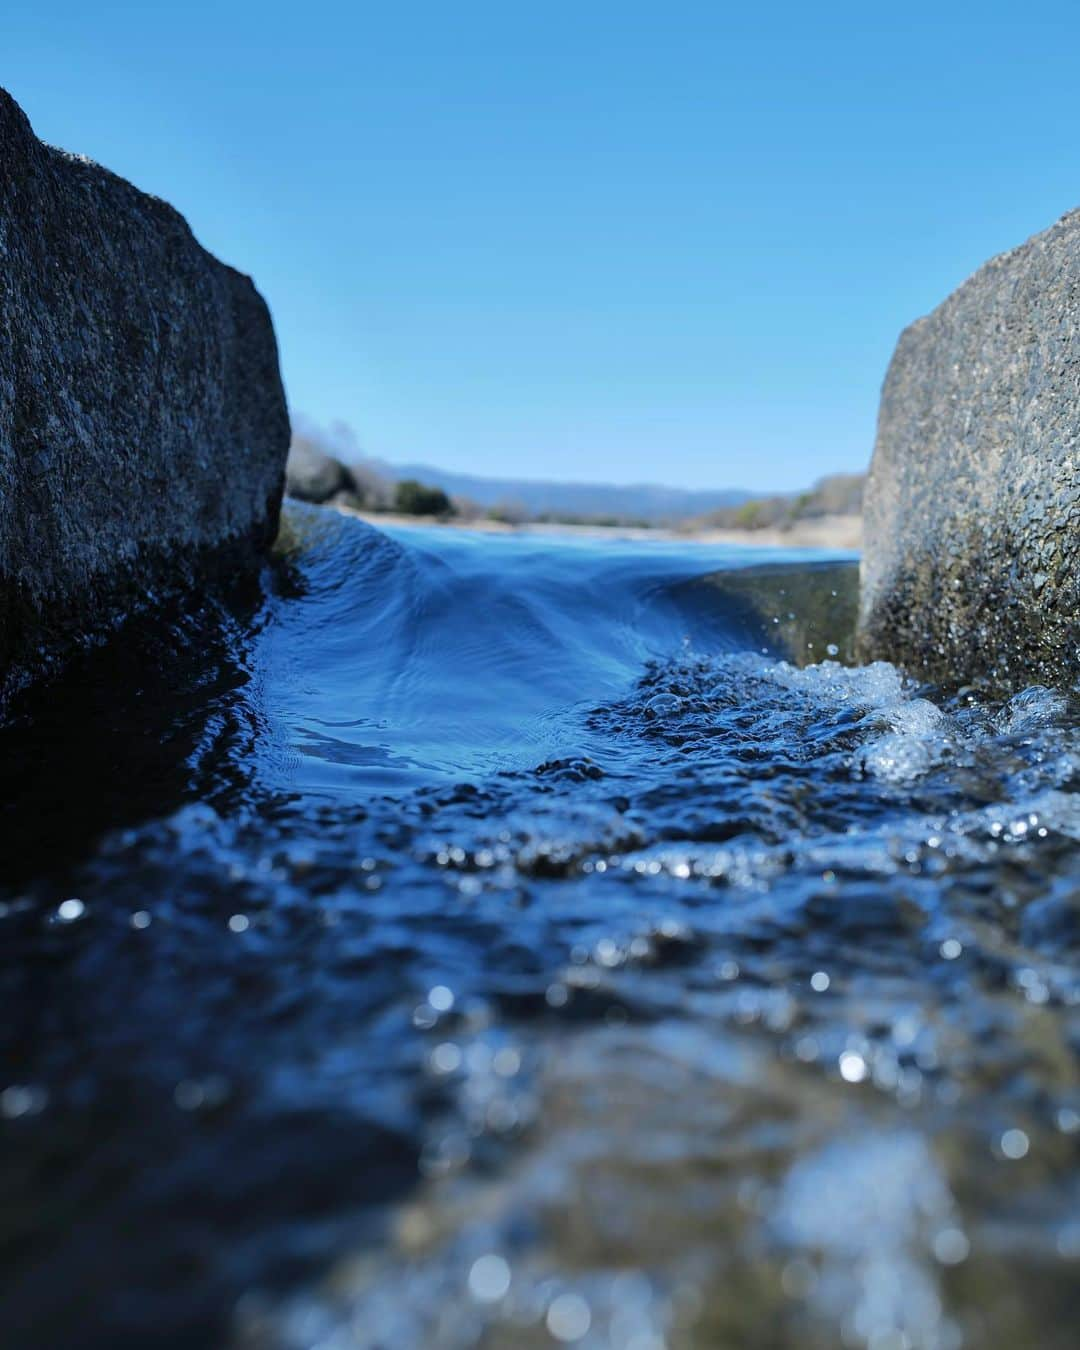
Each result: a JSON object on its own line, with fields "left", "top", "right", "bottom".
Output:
{"left": 0, "top": 88, "right": 289, "bottom": 697}
{"left": 285, "top": 435, "right": 354, "bottom": 503}
{"left": 857, "top": 209, "right": 1080, "bottom": 688}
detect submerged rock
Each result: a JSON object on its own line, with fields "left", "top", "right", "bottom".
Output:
{"left": 680, "top": 560, "right": 859, "bottom": 666}
{"left": 858, "top": 208, "right": 1080, "bottom": 688}
{"left": 0, "top": 87, "right": 289, "bottom": 698}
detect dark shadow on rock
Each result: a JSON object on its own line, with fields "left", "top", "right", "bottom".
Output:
{"left": 0, "top": 571, "right": 275, "bottom": 887}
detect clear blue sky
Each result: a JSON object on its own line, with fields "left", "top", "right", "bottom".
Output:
{"left": 7, "top": 2, "right": 1080, "bottom": 490}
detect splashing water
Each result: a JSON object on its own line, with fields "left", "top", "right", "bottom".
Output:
{"left": 0, "top": 507, "right": 1077, "bottom": 1349}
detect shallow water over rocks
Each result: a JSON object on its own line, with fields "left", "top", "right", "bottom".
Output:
{"left": 1, "top": 507, "right": 1077, "bottom": 1349}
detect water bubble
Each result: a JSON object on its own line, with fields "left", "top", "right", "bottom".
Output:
{"left": 430, "top": 1043, "right": 462, "bottom": 1075}
{"left": 57, "top": 898, "right": 85, "bottom": 923}
{"left": 595, "top": 937, "right": 621, "bottom": 968}
{"left": 468, "top": 1253, "right": 511, "bottom": 1303}
{"left": 1016, "top": 967, "right": 1050, "bottom": 1004}
{"left": 1000, "top": 1128, "right": 1029, "bottom": 1159}
{"left": 810, "top": 970, "right": 830, "bottom": 993}
{"left": 1056, "top": 1107, "right": 1080, "bottom": 1134}
{"left": 465, "top": 1043, "right": 492, "bottom": 1074}
{"left": 492, "top": 1047, "right": 521, "bottom": 1077}
{"left": 228, "top": 914, "right": 250, "bottom": 933}
{"left": 546, "top": 1292, "right": 592, "bottom": 1342}
{"left": 932, "top": 1227, "right": 971, "bottom": 1265}
{"left": 1, "top": 1084, "right": 47, "bottom": 1118}
{"left": 892, "top": 1015, "right": 919, "bottom": 1047}
{"left": 644, "top": 693, "right": 681, "bottom": 720}
{"left": 939, "top": 938, "right": 962, "bottom": 960}
{"left": 130, "top": 910, "right": 151, "bottom": 929}
{"left": 428, "top": 985, "right": 454, "bottom": 1013}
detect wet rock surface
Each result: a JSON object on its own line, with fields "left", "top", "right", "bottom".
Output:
{"left": 858, "top": 208, "right": 1080, "bottom": 689}
{"left": 0, "top": 87, "right": 289, "bottom": 697}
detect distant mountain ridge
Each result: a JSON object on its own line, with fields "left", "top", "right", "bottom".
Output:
{"left": 286, "top": 420, "right": 855, "bottom": 526}
{"left": 382, "top": 461, "right": 752, "bottom": 521}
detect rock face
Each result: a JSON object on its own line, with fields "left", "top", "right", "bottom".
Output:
{"left": 857, "top": 209, "right": 1080, "bottom": 688}
{"left": 0, "top": 88, "right": 289, "bottom": 693}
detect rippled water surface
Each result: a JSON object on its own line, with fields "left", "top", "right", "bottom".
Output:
{"left": 1, "top": 506, "right": 1078, "bottom": 1349}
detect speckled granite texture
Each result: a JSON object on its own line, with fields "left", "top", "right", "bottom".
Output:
{"left": 858, "top": 209, "right": 1080, "bottom": 688}
{"left": 0, "top": 87, "right": 288, "bottom": 692}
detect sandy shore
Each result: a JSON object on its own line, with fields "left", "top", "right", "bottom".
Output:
{"left": 329, "top": 503, "right": 862, "bottom": 551}
{"left": 687, "top": 513, "right": 862, "bottom": 550}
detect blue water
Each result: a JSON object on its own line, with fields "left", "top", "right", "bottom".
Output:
{"left": 262, "top": 512, "right": 853, "bottom": 793}
{"left": 0, "top": 507, "right": 1076, "bottom": 1350}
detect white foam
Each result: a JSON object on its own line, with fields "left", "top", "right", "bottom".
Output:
{"left": 750, "top": 657, "right": 951, "bottom": 785}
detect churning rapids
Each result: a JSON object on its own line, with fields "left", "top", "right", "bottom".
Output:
{"left": 1, "top": 505, "right": 1078, "bottom": 1350}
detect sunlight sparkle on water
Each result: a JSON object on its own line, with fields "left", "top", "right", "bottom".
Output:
{"left": 839, "top": 1051, "right": 869, "bottom": 1084}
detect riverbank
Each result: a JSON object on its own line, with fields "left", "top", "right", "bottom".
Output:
{"left": 328, "top": 501, "right": 863, "bottom": 550}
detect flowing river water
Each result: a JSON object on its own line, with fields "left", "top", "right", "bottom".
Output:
{"left": 1, "top": 505, "right": 1077, "bottom": 1349}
